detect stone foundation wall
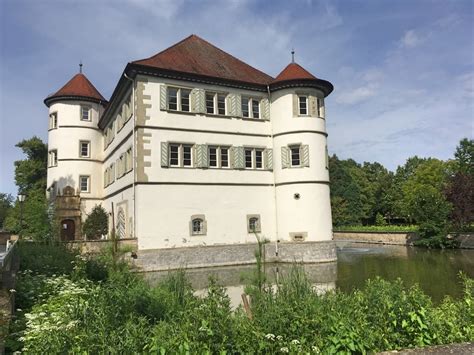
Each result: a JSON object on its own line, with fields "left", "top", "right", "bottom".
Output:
{"left": 133, "top": 241, "right": 337, "bottom": 272}
{"left": 65, "top": 238, "right": 138, "bottom": 254}
{"left": 333, "top": 231, "right": 419, "bottom": 245}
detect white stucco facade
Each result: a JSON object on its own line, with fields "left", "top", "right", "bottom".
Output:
{"left": 45, "top": 36, "right": 334, "bottom": 256}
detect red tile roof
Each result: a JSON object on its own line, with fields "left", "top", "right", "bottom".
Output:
{"left": 45, "top": 73, "right": 106, "bottom": 106}
{"left": 272, "top": 62, "right": 317, "bottom": 83}
{"left": 132, "top": 34, "right": 274, "bottom": 86}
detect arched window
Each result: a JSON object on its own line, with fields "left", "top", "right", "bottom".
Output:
{"left": 190, "top": 215, "right": 207, "bottom": 236}
{"left": 247, "top": 214, "right": 261, "bottom": 233}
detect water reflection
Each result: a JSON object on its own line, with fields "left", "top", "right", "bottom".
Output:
{"left": 143, "top": 244, "right": 474, "bottom": 306}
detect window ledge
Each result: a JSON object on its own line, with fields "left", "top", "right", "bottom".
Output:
{"left": 240, "top": 117, "right": 265, "bottom": 122}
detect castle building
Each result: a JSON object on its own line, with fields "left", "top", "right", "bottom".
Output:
{"left": 45, "top": 35, "right": 336, "bottom": 269}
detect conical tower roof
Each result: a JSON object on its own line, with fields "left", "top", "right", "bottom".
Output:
{"left": 272, "top": 62, "right": 317, "bottom": 83}
{"left": 270, "top": 61, "right": 333, "bottom": 96}
{"left": 44, "top": 73, "right": 106, "bottom": 107}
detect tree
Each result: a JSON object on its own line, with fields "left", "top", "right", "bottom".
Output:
{"left": 83, "top": 205, "right": 109, "bottom": 240}
{"left": 444, "top": 172, "right": 474, "bottom": 230}
{"left": 402, "top": 159, "right": 452, "bottom": 238}
{"left": 14, "top": 136, "right": 48, "bottom": 193}
{"left": 0, "top": 193, "right": 14, "bottom": 229}
{"left": 454, "top": 138, "right": 474, "bottom": 175}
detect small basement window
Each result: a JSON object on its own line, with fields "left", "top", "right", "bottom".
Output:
{"left": 247, "top": 214, "right": 261, "bottom": 233}
{"left": 190, "top": 214, "right": 207, "bottom": 236}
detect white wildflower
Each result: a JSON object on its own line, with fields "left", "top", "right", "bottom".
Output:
{"left": 276, "top": 335, "right": 283, "bottom": 341}
{"left": 280, "top": 347, "right": 289, "bottom": 353}
{"left": 265, "top": 333, "right": 275, "bottom": 341}
{"left": 311, "top": 345, "right": 321, "bottom": 353}
{"left": 9, "top": 289, "right": 16, "bottom": 293}
{"left": 291, "top": 339, "right": 300, "bottom": 345}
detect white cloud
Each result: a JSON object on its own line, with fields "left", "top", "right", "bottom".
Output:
{"left": 399, "top": 29, "right": 422, "bottom": 48}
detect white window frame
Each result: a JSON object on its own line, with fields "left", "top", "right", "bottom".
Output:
{"left": 169, "top": 143, "right": 193, "bottom": 168}
{"left": 241, "top": 97, "right": 261, "bottom": 119}
{"left": 244, "top": 148, "right": 265, "bottom": 169}
{"left": 49, "top": 112, "right": 58, "bottom": 129}
{"left": 317, "top": 97, "right": 324, "bottom": 118}
{"left": 81, "top": 106, "right": 91, "bottom": 121}
{"left": 49, "top": 150, "right": 58, "bottom": 167}
{"left": 167, "top": 87, "right": 191, "bottom": 112}
{"left": 205, "top": 92, "right": 227, "bottom": 115}
{"left": 298, "top": 95, "right": 308, "bottom": 115}
{"left": 79, "top": 175, "right": 90, "bottom": 193}
{"left": 208, "top": 146, "right": 230, "bottom": 168}
{"left": 79, "top": 140, "right": 90, "bottom": 158}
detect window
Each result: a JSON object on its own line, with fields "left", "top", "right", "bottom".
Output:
{"left": 79, "top": 175, "right": 90, "bottom": 192}
{"left": 208, "top": 146, "right": 230, "bottom": 168}
{"left": 298, "top": 96, "right": 308, "bottom": 115}
{"left": 169, "top": 143, "right": 193, "bottom": 167}
{"left": 206, "top": 92, "right": 227, "bottom": 115}
{"left": 247, "top": 214, "right": 261, "bottom": 233}
{"left": 48, "top": 150, "right": 57, "bottom": 167}
{"left": 167, "top": 87, "right": 191, "bottom": 112}
{"left": 290, "top": 146, "right": 301, "bottom": 167}
{"left": 190, "top": 215, "right": 207, "bottom": 236}
{"left": 80, "top": 141, "right": 90, "bottom": 158}
{"left": 49, "top": 112, "right": 58, "bottom": 129}
{"left": 126, "top": 147, "right": 133, "bottom": 172}
{"left": 81, "top": 106, "right": 90, "bottom": 121}
{"left": 242, "top": 97, "right": 261, "bottom": 118}
{"left": 317, "top": 98, "right": 324, "bottom": 117}
{"left": 244, "top": 148, "right": 264, "bottom": 169}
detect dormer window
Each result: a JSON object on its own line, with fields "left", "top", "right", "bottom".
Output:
{"left": 81, "top": 106, "right": 91, "bottom": 121}
{"left": 298, "top": 96, "right": 308, "bottom": 115}
{"left": 167, "top": 87, "right": 191, "bottom": 112}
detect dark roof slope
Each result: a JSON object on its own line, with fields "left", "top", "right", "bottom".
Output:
{"left": 132, "top": 34, "right": 274, "bottom": 86}
{"left": 44, "top": 73, "right": 106, "bottom": 106}
{"left": 272, "top": 62, "right": 317, "bottom": 83}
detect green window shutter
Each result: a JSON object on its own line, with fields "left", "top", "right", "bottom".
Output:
{"left": 195, "top": 144, "right": 209, "bottom": 168}
{"left": 231, "top": 146, "right": 245, "bottom": 169}
{"left": 261, "top": 98, "right": 270, "bottom": 120}
{"left": 229, "top": 94, "right": 242, "bottom": 117}
{"left": 309, "top": 96, "right": 318, "bottom": 117}
{"left": 292, "top": 94, "right": 298, "bottom": 117}
{"left": 191, "top": 88, "right": 205, "bottom": 113}
{"left": 160, "top": 142, "right": 169, "bottom": 167}
{"left": 302, "top": 144, "right": 310, "bottom": 167}
{"left": 160, "top": 85, "right": 167, "bottom": 110}
{"left": 264, "top": 148, "right": 273, "bottom": 170}
{"left": 281, "top": 146, "right": 290, "bottom": 169}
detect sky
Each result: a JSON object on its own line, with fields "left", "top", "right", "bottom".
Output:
{"left": 0, "top": 0, "right": 473, "bottom": 195}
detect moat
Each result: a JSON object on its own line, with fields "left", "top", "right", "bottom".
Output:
{"left": 144, "top": 242, "right": 474, "bottom": 306}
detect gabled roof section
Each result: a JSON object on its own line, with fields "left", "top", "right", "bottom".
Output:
{"left": 272, "top": 62, "right": 317, "bottom": 83}
{"left": 44, "top": 73, "right": 106, "bottom": 107}
{"left": 132, "top": 34, "right": 274, "bottom": 86}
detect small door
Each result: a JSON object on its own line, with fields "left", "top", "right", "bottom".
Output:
{"left": 60, "top": 219, "right": 75, "bottom": 241}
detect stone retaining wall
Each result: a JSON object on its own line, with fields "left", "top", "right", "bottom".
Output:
{"left": 65, "top": 238, "right": 138, "bottom": 254}
{"left": 333, "top": 231, "right": 419, "bottom": 245}
{"left": 133, "top": 241, "right": 337, "bottom": 272}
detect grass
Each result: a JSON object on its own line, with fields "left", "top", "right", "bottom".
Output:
{"left": 334, "top": 225, "right": 419, "bottom": 232}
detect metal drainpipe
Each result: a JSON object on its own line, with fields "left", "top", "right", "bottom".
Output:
{"left": 123, "top": 72, "right": 136, "bottom": 240}
{"left": 267, "top": 84, "right": 279, "bottom": 256}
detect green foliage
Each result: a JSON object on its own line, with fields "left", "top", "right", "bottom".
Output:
{"left": 13, "top": 136, "right": 48, "bottom": 194}
{"left": 445, "top": 172, "right": 474, "bottom": 231}
{"left": 454, "top": 138, "right": 474, "bottom": 175}
{"left": 8, "top": 249, "right": 474, "bottom": 354}
{"left": 82, "top": 204, "right": 109, "bottom": 240}
{"left": 0, "top": 192, "right": 13, "bottom": 229}
{"left": 375, "top": 212, "right": 387, "bottom": 226}
{"left": 334, "top": 224, "right": 418, "bottom": 232}
{"left": 4, "top": 190, "right": 53, "bottom": 241}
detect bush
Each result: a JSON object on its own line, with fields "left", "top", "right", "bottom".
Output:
{"left": 82, "top": 204, "right": 108, "bottom": 240}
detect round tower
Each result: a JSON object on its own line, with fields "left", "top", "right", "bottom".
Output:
{"left": 270, "top": 62, "right": 334, "bottom": 243}
{"left": 44, "top": 69, "right": 107, "bottom": 239}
